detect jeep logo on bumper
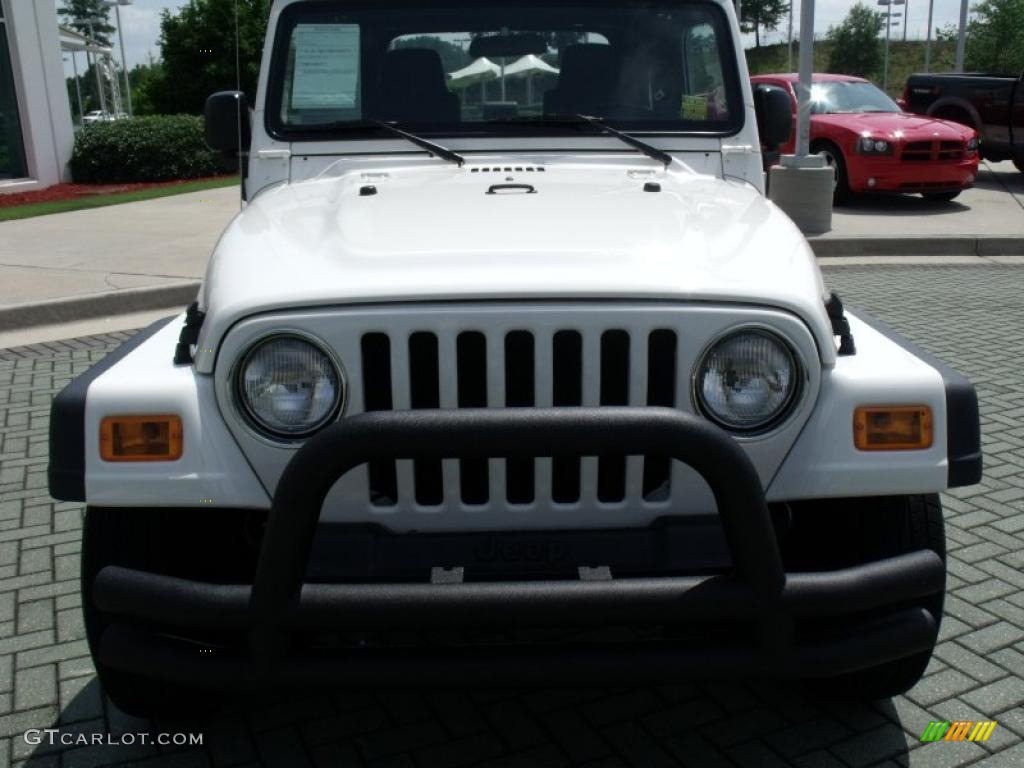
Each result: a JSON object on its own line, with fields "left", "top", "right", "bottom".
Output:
{"left": 476, "top": 538, "right": 568, "bottom": 563}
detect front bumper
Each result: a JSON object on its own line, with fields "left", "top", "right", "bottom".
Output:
{"left": 847, "top": 155, "right": 978, "bottom": 194}
{"left": 89, "top": 408, "right": 945, "bottom": 688}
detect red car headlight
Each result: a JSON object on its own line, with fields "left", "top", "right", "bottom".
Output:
{"left": 856, "top": 137, "right": 894, "bottom": 155}
{"left": 966, "top": 137, "right": 979, "bottom": 154}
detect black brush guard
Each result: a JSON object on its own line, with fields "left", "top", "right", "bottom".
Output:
{"left": 92, "top": 408, "right": 944, "bottom": 688}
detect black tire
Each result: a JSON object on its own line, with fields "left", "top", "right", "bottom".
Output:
{"left": 784, "top": 494, "right": 945, "bottom": 700}
{"left": 812, "top": 141, "right": 850, "bottom": 205}
{"left": 923, "top": 190, "right": 961, "bottom": 202}
{"left": 82, "top": 507, "right": 256, "bottom": 718}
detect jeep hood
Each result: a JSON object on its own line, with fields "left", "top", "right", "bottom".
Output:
{"left": 196, "top": 162, "right": 834, "bottom": 372}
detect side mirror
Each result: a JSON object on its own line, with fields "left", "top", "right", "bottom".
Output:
{"left": 205, "top": 91, "right": 251, "bottom": 155}
{"left": 753, "top": 84, "right": 792, "bottom": 150}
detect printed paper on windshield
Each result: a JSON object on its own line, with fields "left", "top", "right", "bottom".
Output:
{"left": 291, "top": 24, "right": 360, "bottom": 109}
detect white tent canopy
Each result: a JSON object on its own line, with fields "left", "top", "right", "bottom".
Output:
{"left": 447, "top": 57, "right": 501, "bottom": 89}
{"left": 503, "top": 55, "right": 559, "bottom": 78}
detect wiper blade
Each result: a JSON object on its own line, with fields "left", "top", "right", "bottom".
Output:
{"left": 299, "top": 119, "right": 464, "bottom": 166}
{"left": 371, "top": 120, "right": 465, "bottom": 167}
{"left": 576, "top": 114, "right": 673, "bottom": 168}
{"left": 487, "top": 114, "right": 673, "bottom": 168}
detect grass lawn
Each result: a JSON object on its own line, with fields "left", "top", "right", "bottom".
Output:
{"left": 0, "top": 176, "right": 240, "bottom": 223}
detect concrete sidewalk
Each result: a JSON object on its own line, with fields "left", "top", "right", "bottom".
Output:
{"left": 0, "top": 161, "right": 1021, "bottom": 330}
{"left": 808, "top": 160, "right": 1024, "bottom": 255}
{"left": 0, "top": 185, "right": 240, "bottom": 327}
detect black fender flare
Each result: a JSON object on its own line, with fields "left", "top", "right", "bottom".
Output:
{"left": 926, "top": 97, "right": 983, "bottom": 133}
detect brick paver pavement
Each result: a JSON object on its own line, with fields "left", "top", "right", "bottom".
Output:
{"left": 1, "top": 264, "right": 1022, "bottom": 768}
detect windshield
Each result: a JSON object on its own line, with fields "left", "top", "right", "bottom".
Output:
{"left": 809, "top": 81, "right": 901, "bottom": 114}
{"left": 268, "top": 1, "right": 742, "bottom": 138}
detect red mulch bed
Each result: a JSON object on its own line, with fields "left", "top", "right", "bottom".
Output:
{"left": 0, "top": 176, "right": 234, "bottom": 208}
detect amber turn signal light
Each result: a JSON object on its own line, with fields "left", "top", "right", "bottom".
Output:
{"left": 100, "top": 415, "right": 183, "bottom": 462}
{"left": 853, "top": 406, "right": 933, "bottom": 451}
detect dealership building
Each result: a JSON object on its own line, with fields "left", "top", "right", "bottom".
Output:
{"left": 0, "top": 0, "right": 75, "bottom": 193}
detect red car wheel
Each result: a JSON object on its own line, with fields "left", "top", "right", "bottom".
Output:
{"left": 814, "top": 142, "right": 850, "bottom": 205}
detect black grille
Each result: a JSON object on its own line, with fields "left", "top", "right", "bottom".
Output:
{"left": 360, "top": 328, "right": 679, "bottom": 508}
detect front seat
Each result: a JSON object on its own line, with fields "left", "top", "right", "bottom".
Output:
{"left": 375, "top": 48, "right": 460, "bottom": 123}
{"left": 544, "top": 44, "right": 623, "bottom": 117}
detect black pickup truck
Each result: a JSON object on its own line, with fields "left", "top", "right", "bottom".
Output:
{"left": 901, "top": 71, "right": 1024, "bottom": 173}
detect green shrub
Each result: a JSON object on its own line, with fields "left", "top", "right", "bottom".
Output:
{"left": 70, "top": 115, "right": 221, "bottom": 183}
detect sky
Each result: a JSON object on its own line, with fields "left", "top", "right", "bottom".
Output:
{"left": 753, "top": 0, "right": 969, "bottom": 46}
{"left": 62, "top": 0, "right": 972, "bottom": 77}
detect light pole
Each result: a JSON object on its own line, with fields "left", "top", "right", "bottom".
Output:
{"left": 903, "top": 0, "right": 909, "bottom": 41}
{"left": 924, "top": 0, "right": 934, "bottom": 70}
{"left": 770, "top": 0, "right": 835, "bottom": 236}
{"left": 787, "top": 0, "right": 794, "bottom": 71}
{"left": 795, "top": 0, "right": 814, "bottom": 157}
{"left": 954, "top": 0, "right": 968, "bottom": 71}
{"left": 877, "top": 0, "right": 904, "bottom": 92}
{"left": 102, "top": 0, "right": 133, "bottom": 116}
{"left": 83, "top": 19, "right": 108, "bottom": 115}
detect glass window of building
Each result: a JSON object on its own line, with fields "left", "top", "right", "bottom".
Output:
{"left": 0, "top": 3, "right": 29, "bottom": 180}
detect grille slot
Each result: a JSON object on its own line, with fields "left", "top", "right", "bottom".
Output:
{"left": 598, "top": 331, "right": 630, "bottom": 502}
{"left": 901, "top": 140, "right": 932, "bottom": 161}
{"left": 457, "top": 332, "right": 488, "bottom": 504}
{"left": 937, "top": 140, "right": 963, "bottom": 161}
{"left": 552, "top": 331, "right": 583, "bottom": 503}
{"left": 505, "top": 331, "right": 536, "bottom": 504}
{"left": 901, "top": 140, "right": 965, "bottom": 162}
{"left": 643, "top": 329, "right": 678, "bottom": 501}
{"left": 360, "top": 327, "right": 680, "bottom": 511}
{"left": 408, "top": 332, "right": 443, "bottom": 505}
{"left": 361, "top": 333, "right": 398, "bottom": 506}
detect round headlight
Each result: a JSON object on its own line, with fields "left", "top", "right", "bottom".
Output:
{"left": 695, "top": 330, "right": 799, "bottom": 433}
{"left": 237, "top": 335, "right": 343, "bottom": 438}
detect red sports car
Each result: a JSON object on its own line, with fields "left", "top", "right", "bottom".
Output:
{"left": 751, "top": 73, "right": 980, "bottom": 203}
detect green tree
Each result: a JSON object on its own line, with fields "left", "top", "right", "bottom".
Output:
{"left": 58, "top": 0, "right": 115, "bottom": 47}
{"left": 741, "top": 0, "right": 788, "bottom": 48}
{"left": 128, "top": 62, "right": 165, "bottom": 116}
{"left": 965, "top": 0, "right": 1024, "bottom": 73}
{"left": 148, "top": 0, "right": 270, "bottom": 115}
{"left": 826, "top": 3, "right": 884, "bottom": 78}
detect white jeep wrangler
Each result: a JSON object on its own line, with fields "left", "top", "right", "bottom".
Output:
{"left": 49, "top": 0, "right": 981, "bottom": 716}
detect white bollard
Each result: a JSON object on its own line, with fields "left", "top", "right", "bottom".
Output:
{"left": 768, "top": 154, "right": 834, "bottom": 235}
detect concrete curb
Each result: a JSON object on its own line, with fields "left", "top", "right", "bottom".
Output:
{"left": 808, "top": 235, "right": 1024, "bottom": 257}
{"left": 0, "top": 282, "right": 199, "bottom": 332}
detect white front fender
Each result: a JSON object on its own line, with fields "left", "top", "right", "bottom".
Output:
{"left": 51, "top": 315, "right": 271, "bottom": 509}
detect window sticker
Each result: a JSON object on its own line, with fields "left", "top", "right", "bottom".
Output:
{"left": 291, "top": 24, "right": 360, "bottom": 109}
{"left": 681, "top": 94, "right": 709, "bottom": 120}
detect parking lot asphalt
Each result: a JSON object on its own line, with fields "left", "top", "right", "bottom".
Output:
{"left": 1, "top": 263, "right": 1024, "bottom": 768}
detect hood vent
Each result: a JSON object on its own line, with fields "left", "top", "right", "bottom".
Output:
{"left": 469, "top": 165, "right": 546, "bottom": 174}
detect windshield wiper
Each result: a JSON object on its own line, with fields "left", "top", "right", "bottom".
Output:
{"left": 368, "top": 119, "right": 464, "bottom": 165}
{"left": 574, "top": 114, "right": 674, "bottom": 168}
{"left": 301, "top": 119, "right": 464, "bottom": 166}
{"left": 486, "top": 114, "right": 673, "bottom": 168}
{"left": 371, "top": 120, "right": 465, "bottom": 167}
